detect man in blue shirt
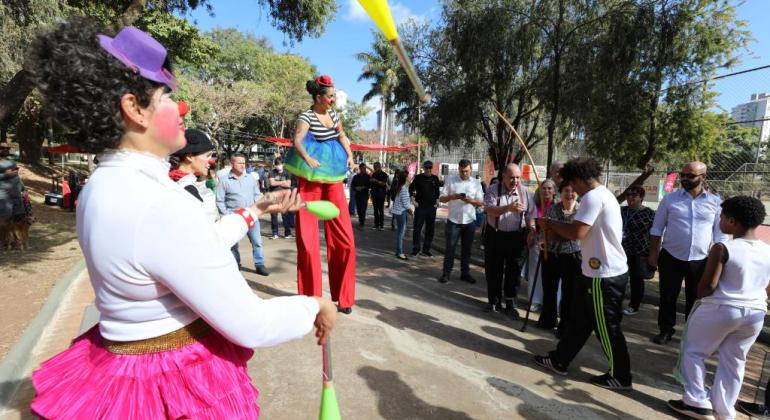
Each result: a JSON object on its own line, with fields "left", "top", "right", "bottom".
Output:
{"left": 648, "top": 161, "right": 726, "bottom": 344}
{"left": 217, "top": 153, "right": 270, "bottom": 276}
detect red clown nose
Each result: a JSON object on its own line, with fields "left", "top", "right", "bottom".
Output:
{"left": 177, "top": 100, "right": 189, "bottom": 117}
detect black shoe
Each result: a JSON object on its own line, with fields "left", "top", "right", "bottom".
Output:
{"left": 533, "top": 355, "right": 568, "bottom": 376}
{"left": 484, "top": 303, "right": 501, "bottom": 313}
{"left": 460, "top": 274, "right": 476, "bottom": 284}
{"left": 420, "top": 251, "right": 433, "bottom": 257}
{"left": 338, "top": 306, "right": 352, "bottom": 315}
{"left": 736, "top": 401, "right": 770, "bottom": 418}
{"left": 652, "top": 330, "right": 674, "bottom": 345}
{"left": 438, "top": 275, "right": 449, "bottom": 284}
{"left": 667, "top": 399, "right": 715, "bottom": 420}
{"left": 411, "top": 250, "right": 420, "bottom": 257}
{"left": 504, "top": 304, "right": 520, "bottom": 320}
{"left": 255, "top": 265, "right": 270, "bottom": 276}
{"left": 590, "top": 373, "right": 632, "bottom": 391}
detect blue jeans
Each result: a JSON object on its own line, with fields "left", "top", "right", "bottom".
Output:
{"left": 395, "top": 212, "right": 408, "bottom": 254}
{"left": 231, "top": 219, "right": 265, "bottom": 267}
{"left": 442, "top": 221, "right": 476, "bottom": 277}
{"left": 348, "top": 185, "right": 356, "bottom": 215}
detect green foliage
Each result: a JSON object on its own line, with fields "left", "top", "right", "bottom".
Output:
{"left": 257, "top": 0, "right": 338, "bottom": 43}
{"left": 421, "top": 0, "right": 547, "bottom": 170}
{"left": 339, "top": 100, "right": 374, "bottom": 144}
{"left": 564, "top": 0, "right": 749, "bottom": 170}
{"left": 136, "top": 10, "right": 218, "bottom": 67}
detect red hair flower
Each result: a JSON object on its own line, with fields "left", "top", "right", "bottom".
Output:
{"left": 315, "top": 75, "right": 334, "bottom": 87}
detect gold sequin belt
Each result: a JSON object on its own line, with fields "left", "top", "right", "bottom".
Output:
{"left": 103, "top": 318, "right": 213, "bottom": 355}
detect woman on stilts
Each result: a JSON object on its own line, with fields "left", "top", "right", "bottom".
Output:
{"left": 285, "top": 75, "right": 357, "bottom": 314}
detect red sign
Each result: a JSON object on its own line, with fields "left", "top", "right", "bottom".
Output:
{"left": 663, "top": 172, "right": 678, "bottom": 193}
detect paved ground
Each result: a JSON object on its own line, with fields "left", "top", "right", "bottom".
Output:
{"left": 3, "top": 212, "right": 768, "bottom": 419}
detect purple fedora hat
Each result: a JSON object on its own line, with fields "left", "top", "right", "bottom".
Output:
{"left": 97, "top": 27, "right": 178, "bottom": 90}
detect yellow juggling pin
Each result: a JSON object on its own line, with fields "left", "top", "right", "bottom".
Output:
{"left": 357, "top": 0, "right": 398, "bottom": 41}
{"left": 357, "top": 0, "right": 430, "bottom": 103}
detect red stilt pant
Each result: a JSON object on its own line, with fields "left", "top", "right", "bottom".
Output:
{"left": 296, "top": 178, "right": 356, "bottom": 308}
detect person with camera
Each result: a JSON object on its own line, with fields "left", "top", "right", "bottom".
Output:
{"left": 438, "top": 159, "right": 484, "bottom": 284}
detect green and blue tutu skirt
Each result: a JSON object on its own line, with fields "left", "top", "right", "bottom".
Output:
{"left": 285, "top": 132, "right": 347, "bottom": 183}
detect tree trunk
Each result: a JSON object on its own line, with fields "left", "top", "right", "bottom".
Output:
{"left": 16, "top": 108, "right": 44, "bottom": 164}
{"left": 0, "top": 70, "right": 34, "bottom": 126}
{"left": 1, "top": 123, "right": 7, "bottom": 142}
{"left": 615, "top": 167, "right": 655, "bottom": 203}
{"left": 110, "top": 0, "right": 149, "bottom": 32}
{"left": 546, "top": 51, "right": 561, "bottom": 171}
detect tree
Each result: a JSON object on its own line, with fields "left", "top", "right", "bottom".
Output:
{"left": 356, "top": 30, "right": 401, "bottom": 156}
{"left": 421, "top": 0, "right": 548, "bottom": 173}
{"left": 1, "top": 0, "right": 338, "bottom": 160}
{"left": 565, "top": 0, "right": 748, "bottom": 172}
{"left": 339, "top": 100, "right": 374, "bottom": 144}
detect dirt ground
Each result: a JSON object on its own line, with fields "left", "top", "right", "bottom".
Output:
{"left": 0, "top": 163, "right": 84, "bottom": 359}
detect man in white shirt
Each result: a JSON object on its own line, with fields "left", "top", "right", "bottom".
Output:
{"left": 534, "top": 158, "right": 632, "bottom": 390}
{"left": 648, "top": 161, "right": 726, "bottom": 345}
{"left": 438, "top": 159, "right": 484, "bottom": 284}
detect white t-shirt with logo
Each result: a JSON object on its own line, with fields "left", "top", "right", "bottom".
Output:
{"left": 442, "top": 174, "right": 484, "bottom": 225}
{"left": 574, "top": 185, "right": 628, "bottom": 278}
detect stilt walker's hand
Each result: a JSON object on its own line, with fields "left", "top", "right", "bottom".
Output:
{"left": 313, "top": 298, "right": 338, "bottom": 346}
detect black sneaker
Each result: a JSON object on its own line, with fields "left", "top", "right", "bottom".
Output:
{"left": 438, "top": 275, "right": 449, "bottom": 284}
{"left": 338, "top": 306, "right": 352, "bottom": 315}
{"left": 590, "top": 373, "right": 632, "bottom": 391}
{"left": 504, "top": 300, "right": 520, "bottom": 320}
{"left": 255, "top": 265, "right": 270, "bottom": 276}
{"left": 411, "top": 250, "right": 420, "bottom": 257}
{"left": 484, "top": 303, "right": 501, "bottom": 313}
{"left": 736, "top": 401, "right": 770, "bottom": 418}
{"left": 652, "top": 330, "right": 674, "bottom": 345}
{"left": 667, "top": 399, "right": 715, "bottom": 420}
{"left": 533, "top": 355, "right": 568, "bottom": 376}
{"left": 420, "top": 251, "right": 434, "bottom": 257}
{"left": 460, "top": 274, "right": 476, "bottom": 284}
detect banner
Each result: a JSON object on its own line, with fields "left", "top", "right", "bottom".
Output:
{"left": 663, "top": 172, "right": 678, "bottom": 193}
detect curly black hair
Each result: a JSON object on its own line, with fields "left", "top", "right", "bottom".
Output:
{"left": 29, "top": 17, "right": 169, "bottom": 154}
{"left": 559, "top": 158, "right": 603, "bottom": 183}
{"left": 720, "top": 196, "right": 766, "bottom": 229}
{"left": 305, "top": 80, "right": 332, "bottom": 102}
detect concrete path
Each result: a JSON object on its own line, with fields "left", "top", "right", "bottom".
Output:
{"left": 3, "top": 213, "right": 767, "bottom": 419}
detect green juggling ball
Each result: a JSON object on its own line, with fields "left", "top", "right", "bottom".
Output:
{"left": 305, "top": 201, "right": 340, "bottom": 220}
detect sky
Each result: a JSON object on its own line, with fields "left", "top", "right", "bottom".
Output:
{"left": 186, "top": 0, "right": 770, "bottom": 130}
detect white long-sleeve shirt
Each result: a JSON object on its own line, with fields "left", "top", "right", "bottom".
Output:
{"left": 77, "top": 149, "right": 319, "bottom": 347}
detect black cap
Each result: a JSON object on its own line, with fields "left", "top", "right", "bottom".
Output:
{"left": 423, "top": 160, "right": 433, "bottom": 168}
{"left": 173, "top": 129, "right": 214, "bottom": 156}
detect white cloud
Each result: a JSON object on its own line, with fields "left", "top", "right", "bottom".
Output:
{"left": 345, "top": 0, "right": 425, "bottom": 25}
{"left": 346, "top": 0, "right": 370, "bottom": 22}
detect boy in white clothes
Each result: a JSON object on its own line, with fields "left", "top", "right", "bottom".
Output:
{"left": 668, "top": 196, "right": 770, "bottom": 420}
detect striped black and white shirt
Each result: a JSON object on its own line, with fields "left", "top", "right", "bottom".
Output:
{"left": 297, "top": 109, "right": 341, "bottom": 141}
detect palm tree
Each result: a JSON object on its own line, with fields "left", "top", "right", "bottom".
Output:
{"left": 356, "top": 31, "right": 401, "bottom": 163}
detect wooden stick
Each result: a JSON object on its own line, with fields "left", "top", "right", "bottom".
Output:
{"left": 493, "top": 107, "right": 548, "bottom": 261}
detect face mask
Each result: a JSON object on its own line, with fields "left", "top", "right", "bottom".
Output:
{"left": 681, "top": 178, "right": 701, "bottom": 191}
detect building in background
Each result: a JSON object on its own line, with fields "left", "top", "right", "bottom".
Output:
{"left": 731, "top": 93, "right": 770, "bottom": 146}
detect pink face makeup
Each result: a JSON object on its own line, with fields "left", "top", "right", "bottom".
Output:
{"left": 150, "top": 102, "right": 185, "bottom": 147}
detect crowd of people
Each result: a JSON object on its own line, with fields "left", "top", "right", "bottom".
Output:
{"left": 14, "top": 19, "right": 770, "bottom": 420}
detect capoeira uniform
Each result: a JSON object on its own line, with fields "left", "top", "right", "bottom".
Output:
{"left": 285, "top": 109, "right": 356, "bottom": 308}
{"left": 675, "top": 238, "right": 770, "bottom": 419}
{"left": 549, "top": 185, "right": 632, "bottom": 385}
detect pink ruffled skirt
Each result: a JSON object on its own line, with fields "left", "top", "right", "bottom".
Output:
{"left": 31, "top": 325, "right": 259, "bottom": 419}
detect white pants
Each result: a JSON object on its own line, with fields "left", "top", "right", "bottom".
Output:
{"left": 679, "top": 302, "right": 765, "bottom": 419}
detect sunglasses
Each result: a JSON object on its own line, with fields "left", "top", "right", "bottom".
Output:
{"left": 679, "top": 172, "right": 703, "bottom": 179}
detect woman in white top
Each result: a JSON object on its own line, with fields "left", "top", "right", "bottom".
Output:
{"left": 390, "top": 170, "right": 411, "bottom": 260}
{"left": 29, "top": 19, "right": 337, "bottom": 419}
{"left": 670, "top": 196, "right": 770, "bottom": 420}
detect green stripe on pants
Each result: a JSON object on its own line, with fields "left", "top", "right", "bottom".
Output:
{"left": 593, "top": 277, "right": 614, "bottom": 376}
